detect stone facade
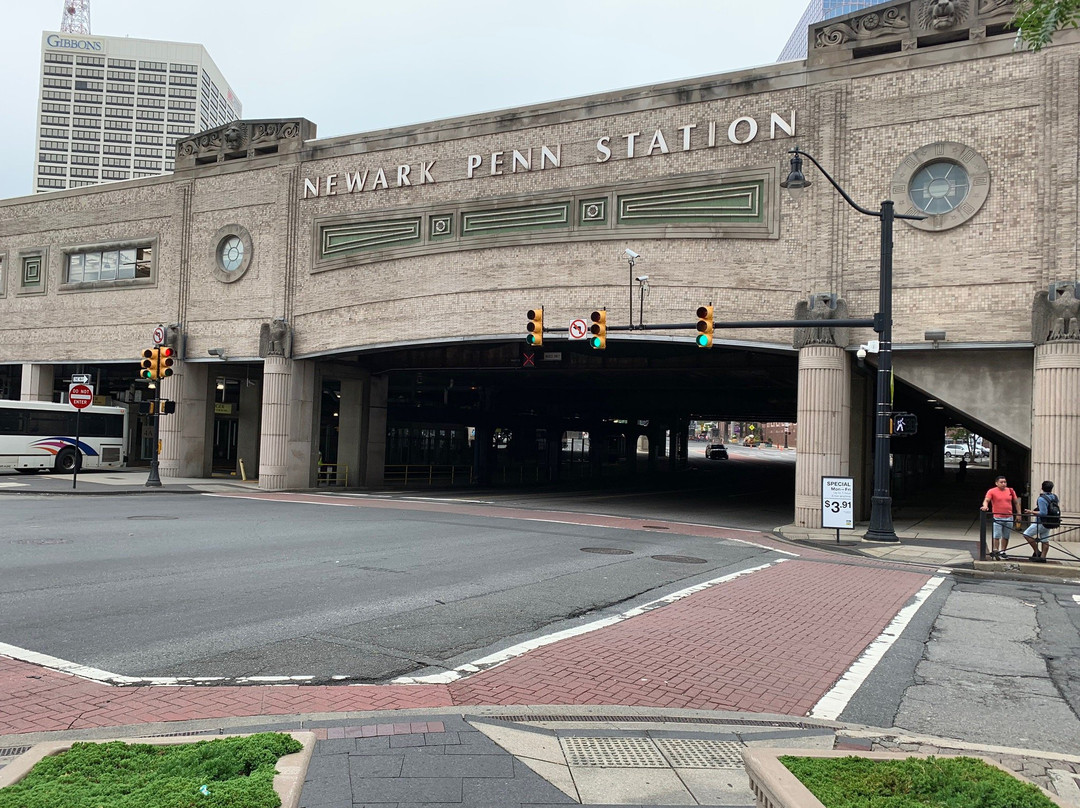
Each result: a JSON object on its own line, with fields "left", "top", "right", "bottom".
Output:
{"left": 2, "top": 12, "right": 1078, "bottom": 525}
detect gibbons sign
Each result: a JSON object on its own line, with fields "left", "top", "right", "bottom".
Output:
{"left": 46, "top": 34, "right": 104, "bottom": 51}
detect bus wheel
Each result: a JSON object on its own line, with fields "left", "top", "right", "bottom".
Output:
{"left": 55, "top": 448, "right": 81, "bottom": 473}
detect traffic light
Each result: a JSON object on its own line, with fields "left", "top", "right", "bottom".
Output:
{"left": 157, "top": 346, "right": 175, "bottom": 378}
{"left": 590, "top": 309, "right": 607, "bottom": 349}
{"left": 140, "top": 348, "right": 156, "bottom": 380}
{"left": 696, "top": 305, "right": 714, "bottom": 348}
{"left": 526, "top": 307, "right": 543, "bottom": 346}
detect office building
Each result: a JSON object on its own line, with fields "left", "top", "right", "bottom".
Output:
{"left": 778, "top": 0, "right": 883, "bottom": 60}
{"left": 34, "top": 31, "right": 241, "bottom": 192}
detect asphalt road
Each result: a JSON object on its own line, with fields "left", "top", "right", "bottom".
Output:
{"left": 1, "top": 491, "right": 775, "bottom": 680}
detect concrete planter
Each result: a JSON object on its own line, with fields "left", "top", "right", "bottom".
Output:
{"left": 0, "top": 731, "right": 315, "bottom": 808}
{"left": 742, "top": 748, "right": 1069, "bottom": 808}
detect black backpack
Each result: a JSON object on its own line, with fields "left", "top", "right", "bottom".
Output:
{"left": 1041, "top": 494, "right": 1061, "bottom": 528}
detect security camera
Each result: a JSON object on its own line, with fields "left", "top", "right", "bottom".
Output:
{"left": 856, "top": 347, "right": 867, "bottom": 360}
{"left": 636, "top": 275, "right": 649, "bottom": 283}
{"left": 207, "top": 347, "right": 225, "bottom": 358}
{"left": 625, "top": 249, "right": 640, "bottom": 260}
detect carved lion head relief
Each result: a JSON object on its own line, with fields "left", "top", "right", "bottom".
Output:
{"left": 920, "top": 0, "right": 968, "bottom": 29}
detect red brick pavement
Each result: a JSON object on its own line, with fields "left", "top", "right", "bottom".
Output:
{"left": 0, "top": 655, "right": 452, "bottom": 735}
{"left": 446, "top": 559, "right": 931, "bottom": 714}
{"left": 0, "top": 513, "right": 932, "bottom": 737}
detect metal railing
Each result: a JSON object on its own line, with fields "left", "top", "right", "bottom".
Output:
{"left": 317, "top": 463, "right": 348, "bottom": 487}
{"left": 383, "top": 464, "right": 475, "bottom": 487}
{"left": 978, "top": 510, "right": 1080, "bottom": 563}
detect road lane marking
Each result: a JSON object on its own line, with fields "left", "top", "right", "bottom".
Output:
{"left": 393, "top": 560, "right": 784, "bottom": 685}
{"left": 808, "top": 575, "right": 946, "bottom": 721}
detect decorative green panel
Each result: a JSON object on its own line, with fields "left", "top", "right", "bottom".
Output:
{"left": 429, "top": 214, "right": 454, "bottom": 240}
{"left": 462, "top": 203, "right": 570, "bottom": 236}
{"left": 617, "top": 182, "right": 763, "bottom": 225}
{"left": 320, "top": 218, "right": 422, "bottom": 257}
{"left": 578, "top": 198, "right": 608, "bottom": 226}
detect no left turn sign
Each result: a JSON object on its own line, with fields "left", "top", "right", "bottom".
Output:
{"left": 569, "top": 318, "right": 588, "bottom": 340}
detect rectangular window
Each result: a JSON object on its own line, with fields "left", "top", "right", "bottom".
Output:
{"left": 76, "top": 56, "right": 105, "bottom": 66}
{"left": 44, "top": 53, "right": 73, "bottom": 64}
{"left": 66, "top": 245, "right": 151, "bottom": 283}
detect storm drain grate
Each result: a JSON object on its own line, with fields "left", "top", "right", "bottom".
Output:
{"left": 580, "top": 547, "right": 634, "bottom": 555}
{"left": 0, "top": 747, "right": 31, "bottom": 758}
{"left": 486, "top": 714, "right": 827, "bottom": 730}
{"left": 560, "top": 737, "right": 668, "bottom": 768}
{"left": 654, "top": 738, "right": 744, "bottom": 768}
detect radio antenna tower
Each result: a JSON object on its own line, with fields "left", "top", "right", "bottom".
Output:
{"left": 61, "top": 0, "right": 91, "bottom": 34}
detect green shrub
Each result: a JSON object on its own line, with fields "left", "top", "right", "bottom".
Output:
{"left": 779, "top": 755, "right": 1058, "bottom": 808}
{"left": 0, "top": 732, "right": 302, "bottom": 808}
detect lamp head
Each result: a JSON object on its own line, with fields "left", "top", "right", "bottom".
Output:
{"left": 780, "top": 148, "right": 811, "bottom": 200}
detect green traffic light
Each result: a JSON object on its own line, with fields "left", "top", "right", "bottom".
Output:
{"left": 696, "top": 334, "right": 712, "bottom": 347}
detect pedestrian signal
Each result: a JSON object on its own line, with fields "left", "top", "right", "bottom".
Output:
{"left": 140, "top": 348, "right": 156, "bottom": 380}
{"left": 696, "top": 305, "right": 714, "bottom": 348}
{"left": 526, "top": 307, "right": 543, "bottom": 346}
{"left": 590, "top": 309, "right": 607, "bottom": 350}
{"left": 891, "top": 413, "right": 918, "bottom": 436}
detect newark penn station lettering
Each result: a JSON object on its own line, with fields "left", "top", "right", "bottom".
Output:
{"left": 301, "top": 110, "right": 796, "bottom": 198}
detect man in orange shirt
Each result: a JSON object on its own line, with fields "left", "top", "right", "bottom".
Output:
{"left": 981, "top": 475, "right": 1020, "bottom": 559}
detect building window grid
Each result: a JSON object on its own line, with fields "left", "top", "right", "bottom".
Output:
{"left": 43, "top": 78, "right": 72, "bottom": 88}
{"left": 41, "top": 115, "right": 70, "bottom": 126}
{"left": 40, "top": 127, "right": 69, "bottom": 138}
{"left": 74, "top": 68, "right": 104, "bottom": 79}
{"left": 66, "top": 246, "right": 152, "bottom": 284}
{"left": 44, "top": 53, "right": 74, "bottom": 64}
{"left": 139, "top": 60, "right": 167, "bottom": 71}
{"left": 41, "top": 103, "right": 70, "bottom": 114}
{"left": 108, "top": 58, "right": 135, "bottom": 68}
{"left": 42, "top": 90, "right": 72, "bottom": 101}
{"left": 75, "top": 56, "right": 105, "bottom": 66}
{"left": 38, "top": 165, "right": 66, "bottom": 176}
{"left": 101, "top": 170, "right": 130, "bottom": 180}
{"left": 71, "top": 130, "right": 101, "bottom": 142}
{"left": 71, "top": 143, "right": 100, "bottom": 153}
{"left": 106, "top": 83, "right": 133, "bottom": 94}
{"left": 43, "top": 66, "right": 73, "bottom": 76}
{"left": 38, "top": 151, "right": 68, "bottom": 162}
{"left": 70, "top": 154, "right": 99, "bottom": 165}
{"left": 106, "top": 95, "right": 134, "bottom": 106}
{"left": 73, "top": 105, "right": 102, "bottom": 116}
{"left": 38, "top": 179, "right": 66, "bottom": 189}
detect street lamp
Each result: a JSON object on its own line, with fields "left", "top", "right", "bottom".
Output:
{"left": 781, "top": 146, "right": 924, "bottom": 543}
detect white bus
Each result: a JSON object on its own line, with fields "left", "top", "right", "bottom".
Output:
{"left": 0, "top": 400, "right": 127, "bottom": 473}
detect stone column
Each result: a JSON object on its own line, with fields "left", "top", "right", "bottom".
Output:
{"left": 1031, "top": 341, "right": 1080, "bottom": 515}
{"left": 337, "top": 377, "right": 365, "bottom": 486}
{"left": 159, "top": 363, "right": 212, "bottom": 478}
{"left": 794, "top": 345, "right": 851, "bottom": 528}
{"left": 20, "top": 364, "right": 54, "bottom": 401}
{"left": 360, "top": 375, "right": 387, "bottom": 487}
{"left": 258, "top": 355, "right": 291, "bottom": 490}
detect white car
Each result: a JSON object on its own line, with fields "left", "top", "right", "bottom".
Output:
{"left": 944, "top": 443, "right": 972, "bottom": 460}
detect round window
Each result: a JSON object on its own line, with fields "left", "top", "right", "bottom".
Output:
{"left": 908, "top": 161, "right": 970, "bottom": 215}
{"left": 218, "top": 235, "right": 245, "bottom": 272}
{"left": 209, "top": 225, "right": 252, "bottom": 283}
{"left": 890, "top": 142, "right": 989, "bottom": 232}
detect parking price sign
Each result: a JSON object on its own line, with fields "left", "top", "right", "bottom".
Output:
{"left": 821, "top": 476, "right": 854, "bottom": 538}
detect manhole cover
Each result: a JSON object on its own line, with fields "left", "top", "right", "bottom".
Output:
{"left": 127, "top": 516, "right": 179, "bottom": 521}
{"left": 560, "top": 737, "right": 667, "bottom": 768}
{"left": 654, "top": 738, "right": 744, "bottom": 768}
{"left": 13, "top": 538, "right": 69, "bottom": 545}
{"left": 651, "top": 555, "right": 708, "bottom": 564}
{"left": 580, "top": 547, "right": 633, "bottom": 555}
{"left": 641, "top": 525, "right": 669, "bottom": 530}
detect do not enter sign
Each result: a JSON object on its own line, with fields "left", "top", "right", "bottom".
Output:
{"left": 69, "top": 383, "right": 94, "bottom": 410}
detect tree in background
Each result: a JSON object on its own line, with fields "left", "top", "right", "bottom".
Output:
{"left": 1013, "top": 0, "right": 1080, "bottom": 51}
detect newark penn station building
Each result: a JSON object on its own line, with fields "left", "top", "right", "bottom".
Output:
{"left": 2, "top": 0, "right": 1078, "bottom": 530}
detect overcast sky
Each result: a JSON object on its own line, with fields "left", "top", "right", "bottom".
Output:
{"left": 2, "top": 0, "right": 809, "bottom": 201}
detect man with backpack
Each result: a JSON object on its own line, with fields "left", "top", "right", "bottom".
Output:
{"left": 1022, "top": 480, "right": 1060, "bottom": 562}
